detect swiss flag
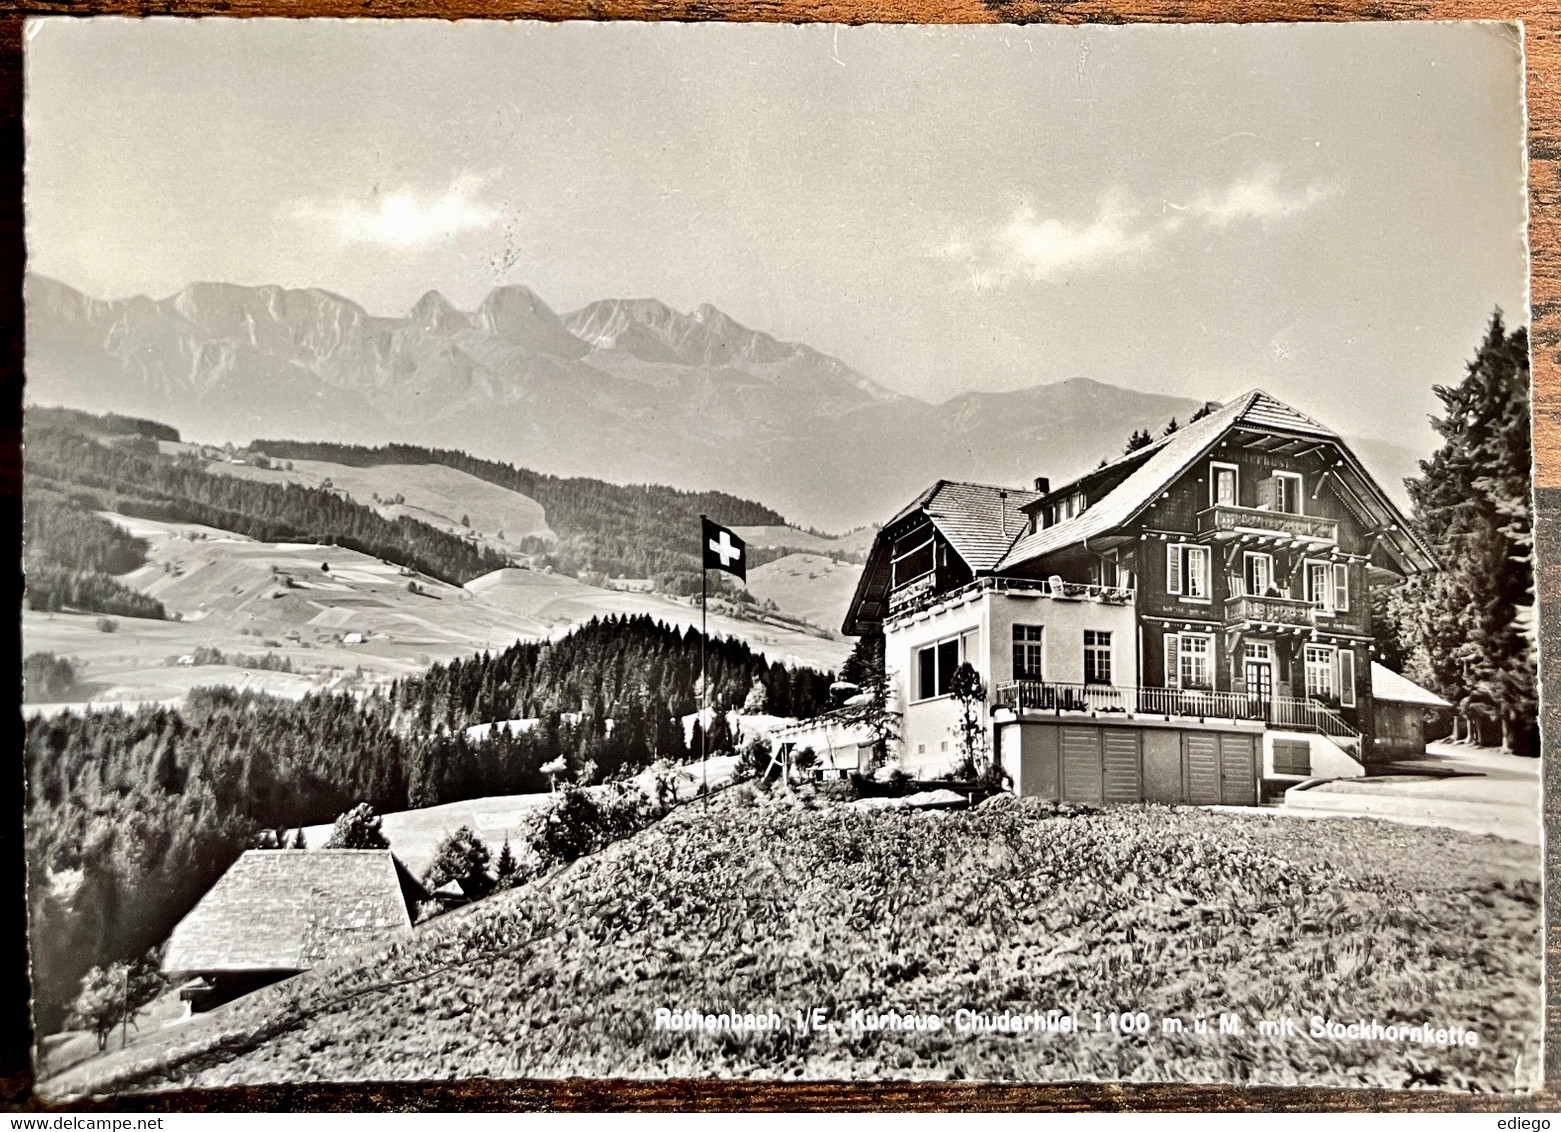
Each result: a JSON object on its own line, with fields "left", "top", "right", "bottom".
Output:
{"left": 701, "top": 516, "right": 747, "bottom": 582}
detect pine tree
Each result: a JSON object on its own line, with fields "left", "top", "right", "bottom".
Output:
{"left": 495, "top": 837, "right": 519, "bottom": 888}
{"left": 1399, "top": 312, "right": 1535, "bottom": 754}
{"left": 1124, "top": 428, "right": 1154, "bottom": 455}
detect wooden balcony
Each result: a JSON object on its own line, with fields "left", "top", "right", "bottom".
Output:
{"left": 1225, "top": 593, "right": 1318, "bottom": 629}
{"left": 1198, "top": 504, "right": 1338, "bottom": 545}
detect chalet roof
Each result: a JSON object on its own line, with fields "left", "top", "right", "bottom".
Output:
{"left": 163, "top": 850, "right": 414, "bottom": 976}
{"left": 1370, "top": 662, "right": 1451, "bottom": 707}
{"left": 995, "top": 390, "right": 1433, "bottom": 572}
{"left": 919, "top": 480, "right": 1043, "bottom": 571}
{"left": 842, "top": 480, "right": 1039, "bottom": 634}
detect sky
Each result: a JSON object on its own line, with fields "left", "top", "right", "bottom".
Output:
{"left": 23, "top": 19, "right": 1529, "bottom": 447}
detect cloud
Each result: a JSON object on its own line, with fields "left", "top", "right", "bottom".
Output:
{"left": 939, "top": 172, "right": 1335, "bottom": 292}
{"left": 290, "top": 175, "right": 499, "bottom": 249}
{"left": 998, "top": 200, "right": 1156, "bottom": 281}
{"left": 1175, "top": 172, "right": 1336, "bottom": 228}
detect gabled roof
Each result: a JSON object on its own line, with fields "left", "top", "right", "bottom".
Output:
{"left": 996, "top": 390, "right": 1434, "bottom": 573}
{"left": 1371, "top": 662, "right": 1451, "bottom": 707}
{"left": 842, "top": 480, "right": 1039, "bottom": 634}
{"left": 164, "top": 850, "right": 414, "bottom": 976}
{"left": 920, "top": 480, "right": 1043, "bottom": 572}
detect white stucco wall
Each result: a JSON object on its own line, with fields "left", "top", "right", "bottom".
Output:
{"left": 984, "top": 591, "right": 1139, "bottom": 688}
{"left": 1263, "top": 730, "right": 1365, "bottom": 779}
{"left": 885, "top": 589, "right": 1139, "bottom": 777}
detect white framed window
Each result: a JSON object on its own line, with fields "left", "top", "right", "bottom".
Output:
{"left": 1305, "top": 561, "right": 1332, "bottom": 611}
{"left": 1243, "top": 552, "right": 1274, "bottom": 597}
{"left": 1083, "top": 630, "right": 1113, "bottom": 685}
{"left": 1333, "top": 563, "right": 1351, "bottom": 612}
{"left": 1012, "top": 624, "right": 1044, "bottom": 680}
{"left": 1166, "top": 543, "right": 1211, "bottom": 600}
{"left": 1274, "top": 472, "right": 1303, "bottom": 515}
{"left": 891, "top": 528, "right": 934, "bottom": 589}
{"left": 1210, "top": 462, "right": 1239, "bottom": 507}
{"left": 1165, "top": 632, "right": 1214, "bottom": 690}
{"left": 1304, "top": 644, "right": 1336, "bottom": 700}
{"left": 915, "top": 629, "right": 978, "bottom": 702}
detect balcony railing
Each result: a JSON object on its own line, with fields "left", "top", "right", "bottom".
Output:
{"left": 887, "top": 575, "right": 1135, "bottom": 621}
{"left": 1198, "top": 505, "right": 1338, "bottom": 544}
{"left": 993, "top": 679, "right": 1360, "bottom": 740}
{"left": 1225, "top": 593, "right": 1317, "bottom": 629}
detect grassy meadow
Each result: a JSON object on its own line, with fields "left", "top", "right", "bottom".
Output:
{"left": 46, "top": 790, "right": 1542, "bottom": 1097}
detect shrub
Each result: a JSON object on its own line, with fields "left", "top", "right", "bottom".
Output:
{"left": 424, "top": 826, "right": 494, "bottom": 899}
{"left": 530, "top": 784, "right": 659, "bottom": 869}
{"left": 95, "top": 618, "right": 118, "bottom": 634}
{"left": 22, "top": 652, "right": 76, "bottom": 702}
{"left": 323, "top": 803, "right": 390, "bottom": 850}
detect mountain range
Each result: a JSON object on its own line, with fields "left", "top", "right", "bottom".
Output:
{"left": 24, "top": 275, "right": 1424, "bottom": 530}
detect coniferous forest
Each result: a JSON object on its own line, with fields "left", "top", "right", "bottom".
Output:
{"left": 249, "top": 438, "right": 790, "bottom": 583}
{"left": 1375, "top": 312, "right": 1537, "bottom": 756}
{"left": 24, "top": 614, "right": 835, "bottom": 1033}
{"left": 24, "top": 417, "right": 510, "bottom": 588}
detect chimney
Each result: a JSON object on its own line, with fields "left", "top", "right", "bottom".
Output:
{"left": 999, "top": 490, "right": 1008, "bottom": 538}
{"left": 1033, "top": 476, "right": 1050, "bottom": 494}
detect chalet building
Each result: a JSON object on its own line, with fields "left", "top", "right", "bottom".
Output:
{"left": 843, "top": 390, "right": 1437, "bottom": 805}
{"left": 163, "top": 849, "right": 425, "bottom": 1013}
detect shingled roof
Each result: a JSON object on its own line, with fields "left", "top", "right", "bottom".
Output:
{"left": 163, "top": 850, "right": 414, "bottom": 976}
{"left": 920, "top": 481, "right": 1043, "bottom": 571}
{"left": 995, "top": 390, "right": 1432, "bottom": 572}
{"left": 842, "top": 480, "right": 1040, "bottom": 633}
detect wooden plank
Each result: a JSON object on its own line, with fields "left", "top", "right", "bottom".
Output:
{"left": 1183, "top": 731, "right": 1221, "bottom": 804}
{"left": 1219, "top": 734, "right": 1258, "bottom": 806}
{"left": 1102, "top": 728, "right": 1142, "bottom": 802}
{"left": 1060, "top": 726, "right": 1103, "bottom": 804}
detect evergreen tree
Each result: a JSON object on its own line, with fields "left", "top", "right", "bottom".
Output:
{"left": 1162, "top": 417, "right": 1180, "bottom": 437}
{"left": 424, "top": 826, "right": 494, "bottom": 898}
{"left": 1397, "top": 312, "right": 1535, "bottom": 754}
{"left": 1124, "top": 428, "right": 1154, "bottom": 455}
{"left": 494, "top": 837, "right": 519, "bottom": 888}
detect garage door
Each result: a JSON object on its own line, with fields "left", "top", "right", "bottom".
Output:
{"left": 1218, "top": 734, "right": 1257, "bottom": 806}
{"left": 1184, "top": 733, "right": 1221, "bottom": 805}
{"left": 1102, "top": 730, "right": 1141, "bottom": 803}
{"left": 1060, "top": 727, "right": 1103, "bottom": 803}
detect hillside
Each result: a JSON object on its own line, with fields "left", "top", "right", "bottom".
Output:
{"left": 746, "top": 553, "right": 865, "bottom": 632}
{"left": 45, "top": 790, "right": 1541, "bottom": 1095}
{"left": 205, "top": 455, "right": 555, "bottom": 558}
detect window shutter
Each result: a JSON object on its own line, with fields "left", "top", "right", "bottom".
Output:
{"left": 1256, "top": 476, "right": 1276, "bottom": 510}
{"left": 1166, "top": 544, "right": 1182, "bottom": 594}
{"left": 1334, "top": 564, "right": 1350, "bottom": 612}
{"left": 1338, "top": 648, "right": 1356, "bottom": 707}
{"left": 1164, "top": 633, "right": 1180, "bottom": 688}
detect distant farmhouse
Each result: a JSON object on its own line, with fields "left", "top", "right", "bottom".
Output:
{"left": 163, "top": 850, "right": 424, "bottom": 1013}
{"left": 843, "top": 391, "right": 1438, "bottom": 804}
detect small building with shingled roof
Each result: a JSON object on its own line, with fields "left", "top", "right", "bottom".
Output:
{"left": 162, "top": 849, "right": 424, "bottom": 1013}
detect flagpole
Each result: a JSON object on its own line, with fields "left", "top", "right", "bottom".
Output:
{"left": 700, "top": 515, "right": 709, "bottom": 808}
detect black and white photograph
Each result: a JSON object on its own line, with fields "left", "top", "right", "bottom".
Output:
{"left": 18, "top": 17, "right": 1540, "bottom": 1098}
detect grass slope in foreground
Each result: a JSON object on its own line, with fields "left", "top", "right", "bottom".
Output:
{"left": 53, "top": 794, "right": 1541, "bottom": 1095}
